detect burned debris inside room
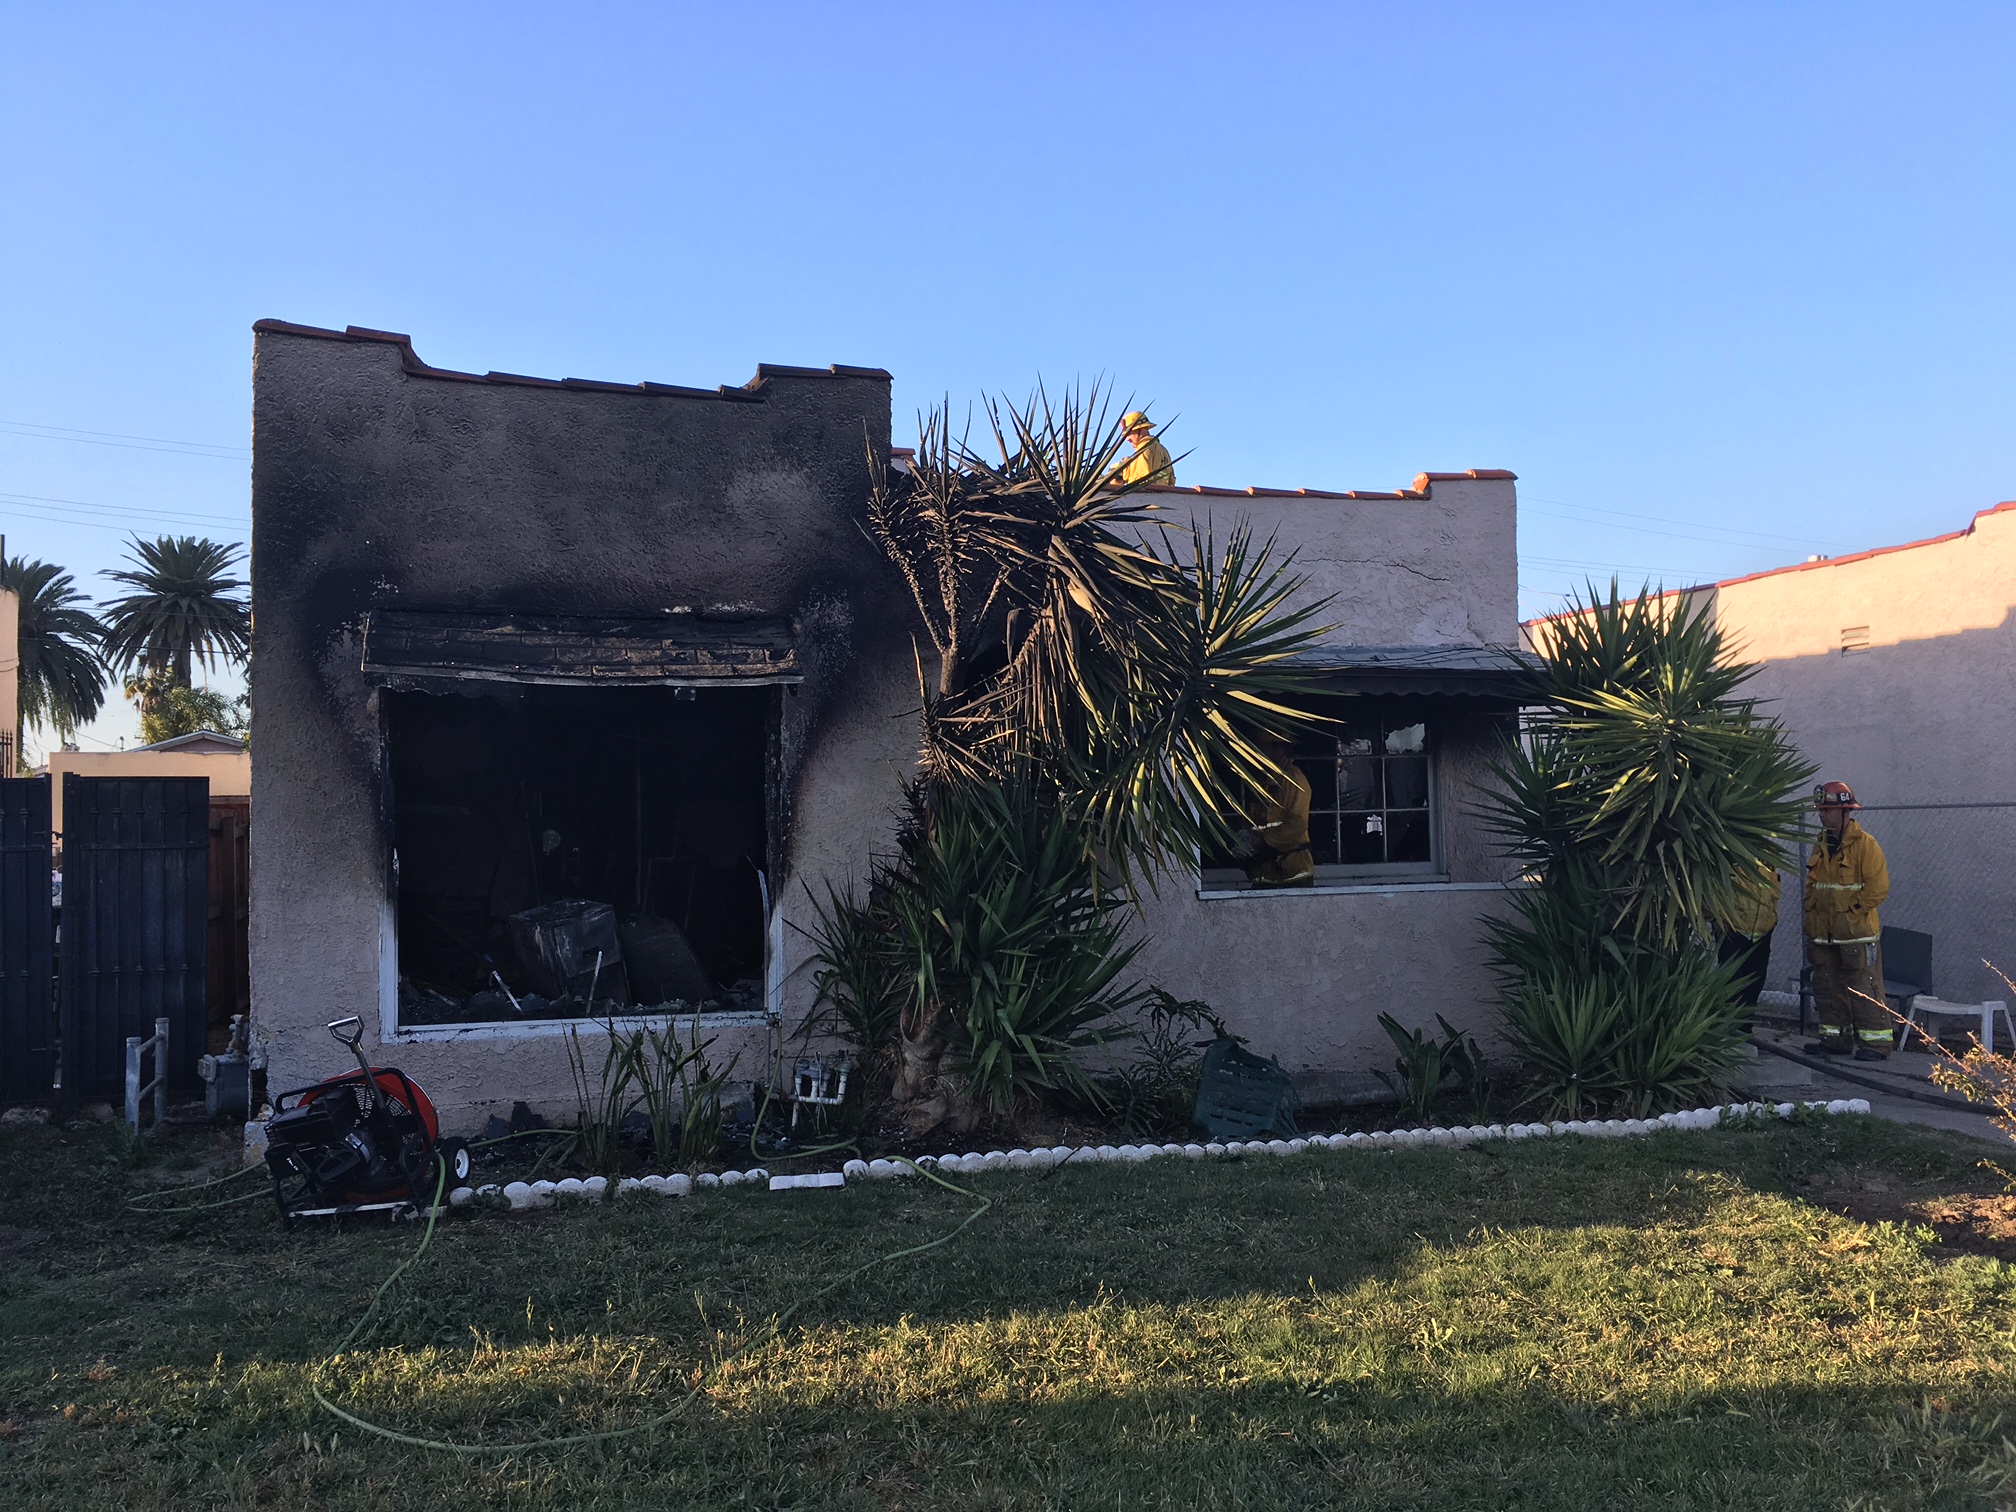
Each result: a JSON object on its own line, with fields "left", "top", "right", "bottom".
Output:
{"left": 387, "top": 682, "right": 773, "bottom": 1025}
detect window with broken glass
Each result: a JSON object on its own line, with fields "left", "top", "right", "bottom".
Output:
{"left": 1201, "top": 710, "right": 1439, "bottom": 889}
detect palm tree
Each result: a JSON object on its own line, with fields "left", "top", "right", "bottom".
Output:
{"left": 0, "top": 555, "right": 109, "bottom": 760}
{"left": 97, "top": 535, "right": 250, "bottom": 692}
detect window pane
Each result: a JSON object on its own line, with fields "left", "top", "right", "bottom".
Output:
{"left": 1386, "top": 809, "right": 1431, "bottom": 863}
{"left": 1339, "top": 728, "right": 1375, "bottom": 757}
{"left": 1308, "top": 811, "right": 1340, "bottom": 866}
{"left": 1301, "top": 753, "right": 1338, "bottom": 812}
{"left": 1385, "top": 722, "right": 1427, "bottom": 754}
{"left": 1340, "top": 813, "right": 1384, "bottom": 864}
{"left": 1339, "top": 755, "right": 1380, "bottom": 809}
{"left": 1385, "top": 756, "right": 1429, "bottom": 810}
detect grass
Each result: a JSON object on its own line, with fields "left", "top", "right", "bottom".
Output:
{"left": 2, "top": 1114, "right": 2014, "bottom": 1510}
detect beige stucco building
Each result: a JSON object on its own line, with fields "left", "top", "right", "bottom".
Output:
{"left": 43, "top": 730, "right": 250, "bottom": 837}
{"left": 1531, "top": 499, "right": 2016, "bottom": 1007}
{"left": 0, "top": 586, "right": 18, "bottom": 774}
{"left": 1685, "top": 500, "right": 2016, "bottom": 1006}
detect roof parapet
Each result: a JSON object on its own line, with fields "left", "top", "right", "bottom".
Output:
{"left": 250, "top": 320, "right": 892, "bottom": 400}
{"left": 1138, "top": 468, "right": 1516, "bottom": 503}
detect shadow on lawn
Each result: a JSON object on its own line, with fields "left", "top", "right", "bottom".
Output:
{"left": 0, "top": 1113, "right": 2002, "bottom": 1360}
{"left": 6, "top": 1119, "right": 2016, "bottom": 1510}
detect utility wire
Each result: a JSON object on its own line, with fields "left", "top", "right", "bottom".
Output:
{"left": 0, "top": 420, "right": 247, "bottom": 460}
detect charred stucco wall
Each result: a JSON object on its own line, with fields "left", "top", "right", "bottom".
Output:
{"left": 1124, "top": 473, "right": 1523, "bottom": 1101}
{"left": 249, "top": 324, "right": 912, "bottom": 1127}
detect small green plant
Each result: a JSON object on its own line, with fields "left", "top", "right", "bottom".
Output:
{"left": 633, "top": 1021, "right": 710, "bottom": 1169}
{"left": 1373, "top": 1013, "right": 1482, "bottom": 1122}
{"left": 564, "top": 1020, "right": 637, "bottom": 1175}
{"left": 1097, "top": 989, "right": 1231, "bottom": 1137}
{"left": 673, "top": 1020, "right": 738, "bottom": 1172}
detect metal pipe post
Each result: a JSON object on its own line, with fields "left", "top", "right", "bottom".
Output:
{"left": 153, "top": 1017, "right": 169, "bottom": 1128}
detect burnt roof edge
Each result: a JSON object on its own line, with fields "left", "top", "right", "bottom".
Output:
{"left": 250, "top": 319, "right": 892, "bottom": 400}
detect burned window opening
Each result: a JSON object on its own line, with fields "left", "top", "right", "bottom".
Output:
{"left": 387, "top": 684, "right": 772, "bottom": 1026}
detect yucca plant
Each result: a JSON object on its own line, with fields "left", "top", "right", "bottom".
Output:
{"left": 830, "top": 384, "right": 1334, "bottom": 1129}
{"left": 869, "top": 384, "right": 1333, "bottom": 882}
{"left": 1485, "top": 583, "right": 1814, "bottom": 1116}
{"left": 810, "top": 780, "right": 1145, "bottom": 1133}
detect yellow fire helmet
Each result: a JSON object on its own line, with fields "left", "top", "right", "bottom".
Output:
{"left": 1121, "top": 411, "right": 1153, "bottom": 434}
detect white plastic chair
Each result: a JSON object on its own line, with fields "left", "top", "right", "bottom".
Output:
{"left": 1897, "top": 996, "right": 2014, "bottom": 1055}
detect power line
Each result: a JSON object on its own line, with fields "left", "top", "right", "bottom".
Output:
{"left": 1, "top": 489, "right": 246, "bottom": 535}
{"left": 0, "top": 420, "right": 248, "bottom": 461}
{"left": 1521, "top": 493, "right": 1854, "bottom": 554}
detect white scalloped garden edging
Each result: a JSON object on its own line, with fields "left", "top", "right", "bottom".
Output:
{"left": 442, "top": 1098, "right": 1874, "bottom": 1213}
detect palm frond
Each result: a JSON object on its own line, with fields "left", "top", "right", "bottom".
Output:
{"left": 1, "top": 555, "right": 109, "bottom": 742}
{"left": 97, "top": 535, "right": 249, "bottom": 683}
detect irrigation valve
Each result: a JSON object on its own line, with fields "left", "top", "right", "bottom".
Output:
{"left": 790, "top": 1056, "right": 851, "bottom": 1129}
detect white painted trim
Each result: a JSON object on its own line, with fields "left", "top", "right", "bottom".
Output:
{"left": 390, "top": 1009, "right": 772, "bottom": 1043}
{"left": 1194, "top": 880, "right": 1518, "bottom": 901}
{"left": 377, "top": 893, "right": 399, "bottom": 1043}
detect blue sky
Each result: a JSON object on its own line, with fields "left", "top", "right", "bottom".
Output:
{"left": 3, "top": 3, "right": 2012, "bottom": 757}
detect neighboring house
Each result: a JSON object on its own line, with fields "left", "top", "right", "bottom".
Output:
{"left": 43, "top": 729, "right": 250, "bottom": 837}
{"left": 0, "top": 584, "right": 17, "bottom": 774}
{"left": 250, "top": 320, "right": 1529, "bottom": 1126}
{"left": 1530, "top": 498, "right": 2016, "bottom": 1007}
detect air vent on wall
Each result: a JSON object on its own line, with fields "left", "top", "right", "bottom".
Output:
{"left": 1840, "top": 626, "right": 1871, "bottom": 656}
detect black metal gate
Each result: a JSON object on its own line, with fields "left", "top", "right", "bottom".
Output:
{"left": 0, "top": 776, "right": 54, "bottom": 1104}
{"left": 59, "top": 775, "right": 209, "bottom": 1108}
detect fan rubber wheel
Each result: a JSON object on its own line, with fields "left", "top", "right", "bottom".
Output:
{"left": 438, "top": 1139, "right": 473, "bottom": 1185}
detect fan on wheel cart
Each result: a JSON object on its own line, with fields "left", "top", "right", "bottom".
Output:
{"left": 263, "top": 1016, "right": 472, "bottom": 1224}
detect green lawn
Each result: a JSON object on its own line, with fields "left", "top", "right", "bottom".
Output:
{"left": 2, "top": 1114, "right": 2014, "bottom": 1511}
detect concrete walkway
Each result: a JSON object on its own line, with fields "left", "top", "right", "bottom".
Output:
{"left": 1744, "top": 1018, "right": 2007, "bottom": 1146}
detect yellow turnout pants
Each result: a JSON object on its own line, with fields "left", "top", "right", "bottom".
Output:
{"left": 1808, "top": 940, "right": 1891, "bottom": 1054}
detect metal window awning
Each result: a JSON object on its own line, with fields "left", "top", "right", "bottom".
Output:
{"left": 1287, "top": 643, "right": 1540, "bottom": 698}
{"left": 360, "top": 610, "right": 801, "bottom": 689}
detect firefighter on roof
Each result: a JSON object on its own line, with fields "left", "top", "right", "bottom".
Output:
{"left": 1804, "top": 780, "right": 1892, "bottom": 1059}
{"left": 1115, "top": 411, "right": 1175, "bottom": 488}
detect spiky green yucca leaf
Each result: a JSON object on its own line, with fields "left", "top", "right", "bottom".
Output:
{"left": 1483, "top": 582, "right": 1811, "bottom": 1116}
{"left": 1493, "top": 582, "right": 1815, "bottom": 948}
{"left": 98, "top": 534, "right": 249, "bottom": 688}
{"left": 807, "top": 780, "right": 1144, "bottom": 1111}
{"left": 1, "top": 555, "right": 108, "bottom": 748}
{"left": 874, "top": 383, "right": 1333, "bottom": 882}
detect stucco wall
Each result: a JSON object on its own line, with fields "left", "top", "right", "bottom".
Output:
{"left": 1124, "top": 472, "right": 1524, "bottom": 1099}
{"left": 1695, "top": 503, "right": 2016, "bottom": 1004}
{"left": 44, "top": 748, "right": 250, "bottom": 834}
{"left": 249, "top": 323, "right": 912, "bottom": 1127}
{"left": 1141, "top": 472, "right": 1519, "bottom": 646}
{"left": 0, "top": 588, "right": 18, "bottom": 764}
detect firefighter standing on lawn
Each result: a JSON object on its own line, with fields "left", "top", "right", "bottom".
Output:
{"left": 1804, "top": 780, "right": 1892, "bottom": 1059}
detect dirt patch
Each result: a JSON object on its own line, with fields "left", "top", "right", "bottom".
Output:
{"left": 1806, "top": 1175, "right": 2016, "bottom": 1263}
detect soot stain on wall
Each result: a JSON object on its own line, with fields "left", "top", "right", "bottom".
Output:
{"left": 251, "top": 322, "right": 911, "bottom": 1028}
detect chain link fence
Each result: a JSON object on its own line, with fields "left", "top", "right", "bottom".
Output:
{"left": 1759, "top": 802, "right": 2016, "bottom": 1011}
